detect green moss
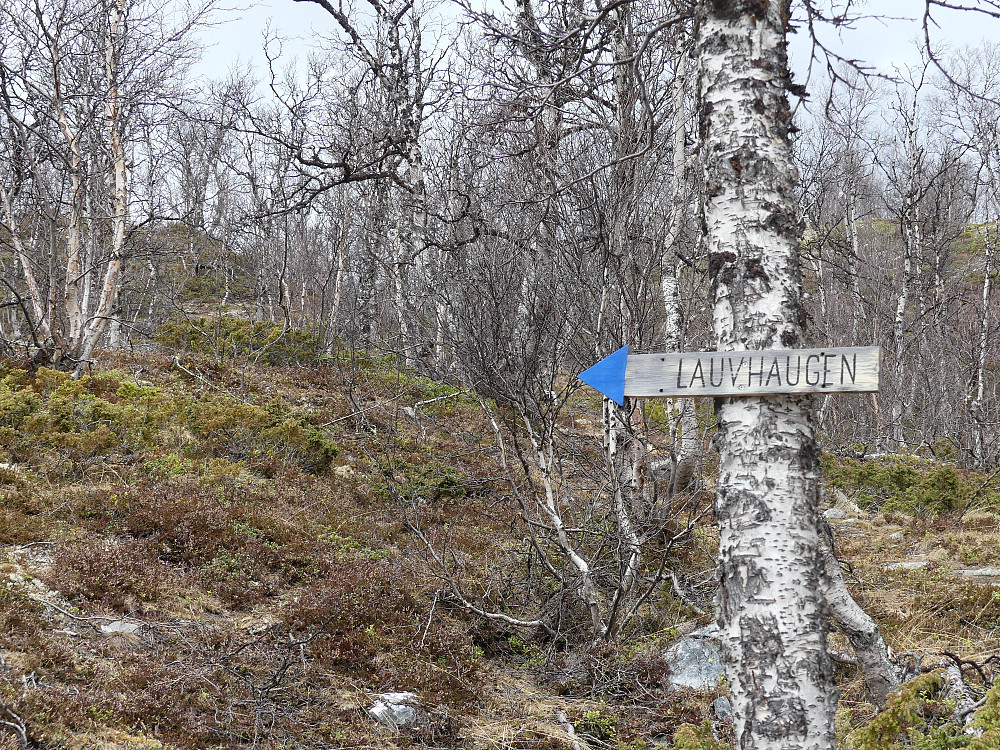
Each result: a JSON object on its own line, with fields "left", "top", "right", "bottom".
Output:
{"left": 574, "top": 706, "right": 617, "bottom": 743}
{"left": 672, "top": 720, "right": 729, "bottom": 750}
{"left": 847, "top": 671, "right": 960, "bottom": 750}
{"left": 965, "top": 678, "right": 1000, "bottom": 748}
{"left": 380, "top": 459, "right": 468, "bottom": 503}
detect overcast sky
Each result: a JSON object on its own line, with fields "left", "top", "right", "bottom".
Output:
{"left": 193, "top": 1, "right": 1000, "bottom": 88}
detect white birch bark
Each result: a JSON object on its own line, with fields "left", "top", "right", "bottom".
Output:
{"left": 523, "top": 418, "right": 607, "bottom": 639}
{"left": 844, "top": 190, "right": 864, "bottom": 342}
{"left": 662, "top": 61, "right": 700, "bottom": 464}
{"left": 48, "top": 46, "right": 86, "bottom": 356}
{"left": 697, "top": 1, "right": 837, "bottom": 747}
{"left": 890, "top": 94, "right": 922, "bottom": 447}
{"left": 0, "top": 184, "right": 52, "bottom": 343}
{"left": 326, "top": 213, "right": 347, "bottom": 351}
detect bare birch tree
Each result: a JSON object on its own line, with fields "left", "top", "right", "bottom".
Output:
{"left": 0, "top": 0, "right": 208, "bottom": 374}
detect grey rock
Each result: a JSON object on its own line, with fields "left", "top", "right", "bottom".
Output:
{"left": 886, "top": 560, "right": 927, "bottom": 570}
{"left": 100, "top": 620, "right": 142, "bottom": 635}
{"left": 333, "top": 465, "right": 356, "bottom": 479}
{"left": 824, "top": 508, "right": 846, "bottom": 520}
{"left": 832, "top": 489, "right": 864, "bottom": 515}
{"left": 367, "top": 692, "right": 424, "bottom": 730}
{"left": 713, "top": 696, "right": 733, "bottom": 720}
{"left": 664, "top": 624, "right": 724, "bottom": 690}
{"left": 956, "top": 568, "right": 1000, "bottom": 577}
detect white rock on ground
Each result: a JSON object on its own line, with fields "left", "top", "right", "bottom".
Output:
{"left": 886, "top": 560, "right": 928, "bottom": 570}
{"left": 956, "top": 568, "right": 1000, "bottom": 577}
{"left": 367, "top": 692, "right": 425, "bottom": 730}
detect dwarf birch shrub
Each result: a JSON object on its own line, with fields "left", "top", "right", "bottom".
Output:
{"left": 156, "top": 318, "right": 321, "bottom": 365}
{"left": 822, "top": 454, "right": 999, "bottom": 514}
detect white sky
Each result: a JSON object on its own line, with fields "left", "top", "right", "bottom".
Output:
{"left": 192, "top": 1, "right": 1000, "bottom": 87}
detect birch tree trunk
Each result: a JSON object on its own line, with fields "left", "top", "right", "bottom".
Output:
{"left": 697, "top": 1, "right": 837, "bottom": 747}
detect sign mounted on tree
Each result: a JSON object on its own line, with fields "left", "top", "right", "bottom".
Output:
{"left": 578, "top": 346, "right": 881, "bottom": 405}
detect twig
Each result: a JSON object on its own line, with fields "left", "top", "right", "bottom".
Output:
{"left": 0, "top": 704, "right": 28, "bottom": 750}
{"left": 170, "top": 356, "right": 253, "bottom": 405}
{"left": 669, "top": 570, "right": 706, "bottom": 615}
{"left": 1, "top": 655, "right": 29, "bottom": 750}
{"left": 16, "top": 541, "right": 54, "bottom": 550}
{"left": 320, "top": 389, "right": 408, "bottom": 427}
{"left": 414, "top": 389, "right": 470, "bottom": 410}
{"left": 957, "top": 465, "right": 1000, "bottom": 520}
{"left": 418, "top": 591, "right": 438, "bottom": 651}
{"left": 475, "top": 394, "right": 508, "bottom": 471}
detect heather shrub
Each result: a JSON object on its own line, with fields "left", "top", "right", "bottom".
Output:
{"left": 46, "top": 537, "right": 171, "bottom": 611}
{"left": 99, "top": 480, "right": 335, "bottom": 607}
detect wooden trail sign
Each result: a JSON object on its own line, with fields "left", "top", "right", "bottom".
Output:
{"left": 578, "top": 345, "right": 881, "bottom": 405}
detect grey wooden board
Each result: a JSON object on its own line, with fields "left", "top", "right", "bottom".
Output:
{"left": 624, "top": 346, "right": 880, "bottom": 398}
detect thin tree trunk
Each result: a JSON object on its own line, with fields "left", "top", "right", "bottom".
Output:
{"left": 0, "top": 184, "right": 51, "bottom": 342}
{"left": 75, "top": 0, "right": 129, "bottom": 376}
{"left": 845, "top": 191, "right": 864, "bottom": 342}
{"left": 818, "top": 516, "right": 899, "bottom": 705}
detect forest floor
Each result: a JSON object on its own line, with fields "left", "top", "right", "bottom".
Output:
{"left": 2, "top": 343, "right": 1000, "bottom": 750}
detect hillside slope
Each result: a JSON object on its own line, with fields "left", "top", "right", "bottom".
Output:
{"left": 1, "top": 348, "right": 1000, "bottom": 749}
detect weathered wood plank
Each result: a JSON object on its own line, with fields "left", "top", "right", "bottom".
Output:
{"left": 624, "top": 346, "right": 880, "bottom": 398}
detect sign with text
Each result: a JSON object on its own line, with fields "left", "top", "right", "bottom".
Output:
{"left": 578, "top": 346, "right": 881, "bottom": 404}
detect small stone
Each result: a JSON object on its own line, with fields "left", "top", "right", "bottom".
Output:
{"left": 956, "top": 568, "right": 1000, "bottom": 577}
{"left": 367, "top": 692, "right": 425, "bottom": 730}
{"left": 100, "top": 620, "right": 142, "bottom": 635}
{"left": 824, "top": 508, "right": 846, "bottom": 520}
{"left": 886, "top": 560, "right": 927, "bottom": 570}
{"left": 713, "top": 696, "right": 733, "bottom": 720}
{"left": 664, "top": 624, "right": 724, "bottom": 691}
{"left": 833, "top": 489, "right": 864, "bottom": 515}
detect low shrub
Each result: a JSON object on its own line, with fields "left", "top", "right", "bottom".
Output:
{"left": 822, "top": 454, "right": 998, "bottom": 514}
{"left": 156, "top": 318, "right": 322, "bottom": 366}
{"left": 0, "top": 367, "right": 339, "bottom": 477}
{"left": 841, "top": 671, "right": 1000, "bottom": 750}
{"left": 104, "top": 480, "right": 323, "bottom": 605}
{"left": 45, "top": 537, "right": 172, "bottom": 611}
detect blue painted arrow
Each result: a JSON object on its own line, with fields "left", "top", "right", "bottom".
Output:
{"left": 578, "top": 345, "right": 629, "bottom": 405}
